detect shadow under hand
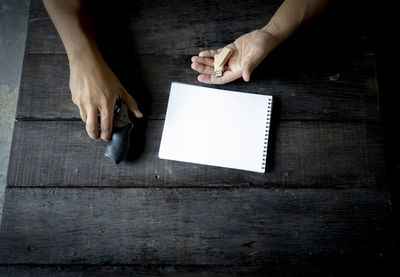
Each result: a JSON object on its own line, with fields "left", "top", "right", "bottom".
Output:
{"left": 125, "top": 114, "right": 147, "bottom": 161}
{"left": 87, "top": 0, "right": 151, "bottom": 162}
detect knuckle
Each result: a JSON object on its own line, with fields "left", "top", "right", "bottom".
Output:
{"left": 80, "top": 114, "right": 87, "bottom": 123}
{"left": 101, "top": 114, "right": 112, "bottom": 123}
{"left": 72, "top": 97, "right": 81, "bottom": 106}
{"left": 102, "top": 109, "right": 111, "bottom": 116}
{"left": 99, "top": 96, "right": 109, "bottom": 105}
{"left": 101, "top": 105, "right": 113, "bottom": 117}
{"left": 120, "top": 90, "right": 129, "bottom": 99}
{"left": 101, "top": 97, "right": 115, "bottom": 109}
{"left": 71, "top": 92, "right": 79, "bottom": 104}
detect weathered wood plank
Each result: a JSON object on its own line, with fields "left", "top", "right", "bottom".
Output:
{"left": 26, "top": 0, "right": 281, "bottom": 54}
{"left": 29, "top": 0, "right": 47, "bottom": 18}
{"left": 17, "top": 53, "right": 379, "bottom": 121}
{"left": 0, "top": 265, "right": 268, "bottom": 277}
{"left": 0, "top": 262, "right": 393, "bottom": 277}
{"left": 21, "top": 0, "right": 380, "bottom": 121}
{"left": 7, "top": 120, "right": 386, "bottom": 187}
{"left": 26, "top": 0, "right": 374, "bottom": 56}
{"left": 0, "top": 265, "right": 266, "bottom": 277}
{"left": 5, "top": 1, "right": 389, "bottom": 274}
{"left": 0, "top": 187, "right": 392, "bottom": 265}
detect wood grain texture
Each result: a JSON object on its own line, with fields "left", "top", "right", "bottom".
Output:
{"left": 0, "top": 187, "right": 392, "bottom": 265}
{"left": 17, "top": 53, "right": 379, "bottom": 121}
{"left": 0, "top": 262, "right": 393, "bottom": 277}
{"left": 0, "top": 265, "right": 283, "bottom": 277}
{"left": 28, "top": 0, "right": 48, "bottom": 18}
{"left": 0, "top": 0, "right": 391, "bottom": 274}
{"left": 26, "top": 0, "right": 374, "bottom": 56}
{"left": 7, "top": 120, "right": 386, "bottom": 188}
{"left": 26, "top": 0, "right": 281, "bottom": 55}
{"left": 20, "top": 0, "right": 380, "bottom": 121}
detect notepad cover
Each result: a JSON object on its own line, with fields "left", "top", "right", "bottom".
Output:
{"left": 158, "top": 82, "right": 272, "bottom": 173}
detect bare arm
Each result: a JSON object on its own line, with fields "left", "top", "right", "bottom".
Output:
{"left": 262, "top": 0, "right": 330, "bottom": 42}
{"left": 191, "top": 0, "right": 330, "bottom": 84}
{"left": 43, "top": 0, "right": 142, "bottom": 140}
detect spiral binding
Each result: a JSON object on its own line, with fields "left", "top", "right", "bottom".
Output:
{"left": 261, "top": 98, "right": 272, "bottom": 171}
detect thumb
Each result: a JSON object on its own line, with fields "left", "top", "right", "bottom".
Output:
{"left": 242, "top": 61, "right": 253, "bottom": 82}
{"left": 120, "top": 88, "right": 143, "bottom": 118}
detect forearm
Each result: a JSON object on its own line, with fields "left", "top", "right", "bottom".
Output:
{"left": 261, "top": 0, "right": 330, "bottom": 49}
{"left": 43, "top": 0, "right": 102, "bottom": 64}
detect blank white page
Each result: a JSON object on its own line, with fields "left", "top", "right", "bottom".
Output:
{"left": 158, "top": 82, "right": 273, "bottom": 173}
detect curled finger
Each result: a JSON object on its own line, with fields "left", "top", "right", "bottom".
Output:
{"left": 120, "top": 88, "right": 143, "bottom": 118}
{"left": 191, "top": 56, "right": 214, "bottom": 66}
{"left": 85, "top": 107, "right": 99, "bottom": 139}
{"left": 198, "top": 48, "right": 222, "bottom": 58}
{"left": 99, "top": 105, "right": 113, "bottom": 141}
{"left": 79, "top": 106, "right": 87, "bottom": 123}
{"left": 198, "top": 70, "right": 241, "bottom": 85}
{"left": 191, "top": 63, "right": 214, "bottom": 75}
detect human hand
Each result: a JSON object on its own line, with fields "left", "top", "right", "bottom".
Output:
{"left": 191, "top": 29, "right": 277, "bottom": 84}
{"left": 69, "top": 56, "right": 142, "bottom": 141}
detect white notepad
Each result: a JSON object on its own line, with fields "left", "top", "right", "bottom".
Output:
{"left": 158, "top": 82, "right": 273, "bottom": 173}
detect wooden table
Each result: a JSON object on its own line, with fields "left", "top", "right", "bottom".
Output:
{"left": 0, "top": 0, "right": 392, "bottom": 275}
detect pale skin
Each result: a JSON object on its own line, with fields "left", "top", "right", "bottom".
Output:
{"left": 43, "top": 0, "right": 329, "bottom": 140}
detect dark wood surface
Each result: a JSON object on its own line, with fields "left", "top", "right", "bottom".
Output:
{"left": 7, "top": 121, "right": 385, "bottom": 188}
{"left": 0, "top": 188, "right": 391, "bottom": 263}
{"left": 16, "top": 52, "right": 380, "bottom": 121}
{"left": 0, "top": 0, "right": 392, "bottom": 275}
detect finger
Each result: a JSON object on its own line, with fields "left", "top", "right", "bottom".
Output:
{"left": 120, "top": 88, "right": 143, "bottom": 118}
{"left": 197, "top": 70, "right": 241, "bottom": 85}
{"left": 242, "top": 61, "right": 252, "bottom": 82}
{"left": 99, "top": 105, "right": 113, "bottom": 141}
{"left": 198, "top": 48, "right": 222, "bottom": 58}
{"left": 79, "top": 107, "right": 87, "bottom": 123}
{"left": 191, "top": 56, "right": 214, "bottom": 67}
{"left": 219, "top": 71, "right": 241, "bottom": 84}
{"left": 86, "top": 107, "right": 99, "bottom": 139}
{"left": 197, "top": 74, "right": 213, "bottom": 84}
{"left": 191, "top": 63, "right": 214, "bottom": 75}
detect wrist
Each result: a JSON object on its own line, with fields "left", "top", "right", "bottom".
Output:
{"left": 66, "top": 39, "right": 103, "bottom": 68}
{"left": 259, "top": 27, "right": 282, "bottom": 49}
{"left": 253, "top": 28, "right": 281, "bottom": 58}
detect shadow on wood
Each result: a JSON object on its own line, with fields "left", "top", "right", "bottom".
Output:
{"left": 265, "top": 96, "right": 280, "bottom": 172}
{"left": 88, "top": 1, "right": 152, "bottom": 161}
{"left": 89, "top": 1, "right": 151, "bottom": 115}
